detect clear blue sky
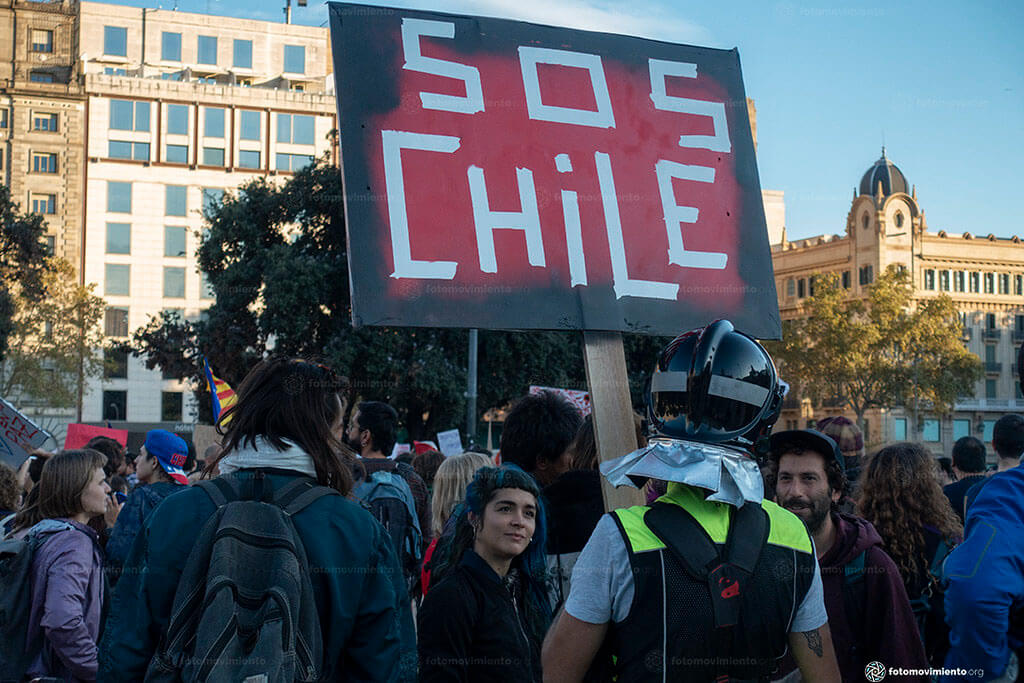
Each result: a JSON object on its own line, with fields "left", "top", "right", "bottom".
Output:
{"left": 103, "top": 0, "right": 1024, "bottom": 241}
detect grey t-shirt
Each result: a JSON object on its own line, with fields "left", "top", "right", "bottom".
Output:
{"left": 565, "top": 513, "right": 827, "bottom": 632}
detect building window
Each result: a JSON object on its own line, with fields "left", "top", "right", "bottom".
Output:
{"left": 986, "top": 378, "right": 997, "bottom": 399}
{"left": 165, "top": 226, "right": 187, "bottom": 257}
{"left": 105, "top": 263, "right": 130, "bottom": 295}
{"left": 201, "top": 272, "right": 215, "bottom": 299}
{"left": 104, "top": 26, "right": 128, "bottom": 56}
{"left": 32, "top": 152, "right": 57, "bottom": 173}
{"left": 859, "top": 265, "right": 874, "bottom": 285}
{"left": 33, "top": 113, "right": 58, "bottom": 131}
{"left": 952, "top": 419, "right": 970, "bottom": 441}
{"left": 161, "top": 32, "right": 182, "bottom": 62}
{"left": 985, "top": 344, "right": 996, "bottom": 364}
{"left": 892, "top": 418, "right": 907, "bottom": 441}
{"left": 108, "top": 140, "right": 149, "bottom": 161}
{"left": 166, "top": 144, "right": 188, "bottom": 164}
{"left": 110, "top": 100, "right": 150, "bottom": 131}
{"left": 797, "top": 278, "right": 805, "bottom": 298}
{"left": 1016, "top": 274, "right": 1023, "bottom": 296}
{"left": 277, "top": 114, "right": 314, "bottom": 145}
{"left": 922, "top": 419, "right": 940, "bottom": 442}
{"left": 202, "top": 147, "right": 225, "bottom": 166}
{"left": 29, "top": 71, "right": 55, "bottom": 83}
{"left": 861, "top": 214, "right": 869, "bottom": 230}
{"left": 103, "top": 390, "right": 127, "bottom": 422}
{"left": 198, "top": 35, "right": 217, "bottom": 65}
{"left": 894, "top": 212, "right": 904, "bottom": 228}
{"left": 104, "top": 347, "right": 128, "bottom": 379}
{"left": 984, "top": 272, "right": 994, "bottom": 294}
{"left": 969, "top": 271, "right": 980, "bottom": 293}
{"left": 202, "top": 188, "right": 223, "bottom": 214}
{"left": 240, "top": 110, "right": 261, "bottom": 141}
{"left": 165, "top": 185, "right": 187, "bottom": 216}
{"left": 204, "top": 107, "right": 225, "bottom": 138}
{"left": 105, "top": 307, "right": 129, "bottom": 337}
{"left": 924, "top": 269, "right": 935, "bottom": 290}
{"left": 238, "top": 150, "right": 260, "bottom": 169}
{"left": 106, "top": 222, "right": 131, "bottom": 254}
{"left": 284, "top": 45, "right": 305, "bottom": 74}
{"left": 103, "top": 67, "right": 127, "bottom": 76}
{"left": 107, "top": 181, "right": 132, "bottom": 213}
{"left": 0, "top": 108, "right": 7, "bottom": 128}
{"left": 786, "top": 278, "right": 795, "bottom": 298}
{"left": 808, "top": 275, "right": 816, "bottom": 297}
{"left": 275, "top": 153, "right": 314, "bottom": 172}
{"left": 31, "top": 194, "right": 56, "bottom": 214}
{"left": 999, "top": 273, "right": 1010, "bottom": 294}
{"left": 954, "top": 271, "right": 965, "bottom": 292}
{"left": 167, "top": 104, "right": 189, "bottom": 135}
{"left": 986, "top": 312, "right": 997, "bottom": 330}
{"left": 233, "top": 39, "right": 252, "bottom": 69}
{"left": 31, "top": 28, "right": 53, "bottom": 53}
{"left": 163, "top": 267, "right": 186, "bottom": 298}
{"left": 161, "top": 392, "right": 183, "bottom": 422}
{"left": 939, "top": 270, "right": 950, "bottom": 291}
{"left": 841, "top": 270, "right": 851, "bottom": 289}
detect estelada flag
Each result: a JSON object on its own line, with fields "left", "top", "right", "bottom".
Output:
{"left": 203, "top": 358, "right": 237, "bottom": 427}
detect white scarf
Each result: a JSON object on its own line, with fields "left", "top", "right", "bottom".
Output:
{"left": 217, "top": 436, "right": 318, "bottom": 478}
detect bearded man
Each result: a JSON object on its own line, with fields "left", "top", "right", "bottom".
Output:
{"left": 768, "top": 430, "right": 928, "bottom": 682}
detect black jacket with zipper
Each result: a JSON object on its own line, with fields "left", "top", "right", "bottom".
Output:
{"left": 418, "top": 549, "right": 541, "bottom": 683}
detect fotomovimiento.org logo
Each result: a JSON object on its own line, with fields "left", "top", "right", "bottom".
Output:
{"left": 864, "top": 660, "right": 887, "bottom": 681}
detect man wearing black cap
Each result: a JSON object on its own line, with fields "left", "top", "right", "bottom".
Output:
{"left": 769, "top": 429, "right": 927, "bottom": 682}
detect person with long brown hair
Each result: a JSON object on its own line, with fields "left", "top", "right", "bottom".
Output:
{"left": 856, "top": 441, "right": 963, "bottom": 666}
{"left": 19, "top": 449, "right": 114, "bottom": 682}
{"left": 99, "top": 357, "right": 416, "bottom": 682}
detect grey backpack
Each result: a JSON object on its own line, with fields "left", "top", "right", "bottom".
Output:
{"left": 144, "top": 473, "right": 337, "bottom": 683}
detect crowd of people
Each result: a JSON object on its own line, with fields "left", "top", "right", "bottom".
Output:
{"left": 1, "top": 322, "right": 1022, "bottom": 682}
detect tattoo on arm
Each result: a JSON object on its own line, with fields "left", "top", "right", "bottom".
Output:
{"left": 801, "top": 629, "right": 823, "bottom": 658}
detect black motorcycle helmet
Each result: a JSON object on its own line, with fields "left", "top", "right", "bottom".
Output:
{"left": 646, "top": 319, "right": 784, "bottom": 450}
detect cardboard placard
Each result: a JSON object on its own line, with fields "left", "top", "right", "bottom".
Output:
{"left": 436, "top": 428, "right": 464, "bottom": 456}
{"left": 329, "top": 3, "right": 779, "bottom": 339}
{"left": 0, "top": 398, "right": 50, "bottom": 468}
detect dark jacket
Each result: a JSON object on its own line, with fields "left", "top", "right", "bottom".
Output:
{"left": 943, "top": 474, "right": 986, "bottom": 523}
{"left": 98, "top": 469, "right": 416, "bottom": 682}
{"left": 104, "top": 481, "right": 182, "bottom": 579}
{"left": 418, "top": 549, "right": 541, "bottom": 683}
{"left": 543, "top": 469, "right": 605, "bottom": 610}
{"left": 776, "top": 513, "right": 928, "bottom": 682}
{"left": 27, "top": 519, "right": 105, "bottom": 682}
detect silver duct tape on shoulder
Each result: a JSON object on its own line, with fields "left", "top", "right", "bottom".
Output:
{"left": 599, "top": 437, "right": 765, "bottom": 507}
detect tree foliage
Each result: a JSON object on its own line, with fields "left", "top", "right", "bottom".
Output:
{"left": 0, "top": 258, "right": 106, "bottom": 411}
{"left": 765, "top": 266, "right": 982, "bottom": 427}
{"left": 0, "top": 185, "right": 52, "bottom": 360}
{"left": 127, "top": 159, "right": 672, "bottom": 441}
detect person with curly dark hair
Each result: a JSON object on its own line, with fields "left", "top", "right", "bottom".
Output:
{"left": 856, "top": 442, "right": 963, "bottom": 667}
{"left": 412, "top": 449, "right": 445, "bottom": 492}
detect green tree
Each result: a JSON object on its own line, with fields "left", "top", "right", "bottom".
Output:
{"left": 0, "top": 258, "right": 106, "bottom": 413}
{"left": 765, "top": 266, "right": 982, "bottom": 432}
{"left": 0, "top": 185, "right": 52, "bottom": 360}
{"left": 127, "top": 159, "right": 629, "bottom": 440}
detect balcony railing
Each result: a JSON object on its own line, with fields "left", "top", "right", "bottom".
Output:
{"left": 1014, "top": 329, "right": 1024, "bottom": 343}
{"left": 985, "top": 361, "right": 1003, "bottom": 374}
{"left": 983, "top": 328, "right": 1001, "bottom": 340}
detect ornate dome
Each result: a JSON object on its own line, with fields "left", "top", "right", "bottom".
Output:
{"left": 859, "top": 148, "right": 909, "bottom": 197}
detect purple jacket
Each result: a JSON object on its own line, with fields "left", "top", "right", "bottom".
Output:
{"left": 27, "top": 519, "right": 105, "bottom": 682}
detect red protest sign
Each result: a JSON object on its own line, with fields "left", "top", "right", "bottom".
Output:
{"left": 329, "top": 4, "right": 779, "bottom": 338}
{"left": 65, "top": 423, "right": 128, "bottom": 450}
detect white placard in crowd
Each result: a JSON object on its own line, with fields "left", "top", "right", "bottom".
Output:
{"left": 390, "top": 442, "right": 412, "bottom": 459}
{"left": 0, "top": 397, "right": 50, "bottom": 468}
{"left": 436, "top": 429, "right": 464, "bottom": 457}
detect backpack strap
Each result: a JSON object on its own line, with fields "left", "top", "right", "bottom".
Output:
{"left": 195, "top": 477, "right": 239, "bottom": 508}
{"left": 644, "top": 501, "right": 720, "bottom": 580}
{"left": 273, "top": 478, "right": 340, "bottom": 516}
{"left": 721, "top": 502, "right": 768, "bottom": 574}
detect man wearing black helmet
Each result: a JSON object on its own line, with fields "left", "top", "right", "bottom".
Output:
{"left": 543, "top": 320, "right": 841, "bottom": 683}
{"left": 769, "top": 429, "right": 926, "bottom": 682}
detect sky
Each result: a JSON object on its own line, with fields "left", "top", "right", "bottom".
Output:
{"left": 102, "top": 0, "right": 1024, "bottom": 241}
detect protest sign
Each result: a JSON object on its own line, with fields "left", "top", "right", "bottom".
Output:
{"left": 436, "top": 428, "right": 463, "bottom": 456}
{"left": 65, "top": 423, "right": 128, "bottom": 450}
{"left": 0, "top": 398, "right": 50, "bottom": 468}
{"left": 329, "top": 3, "right": 779, "bottom": 339}
{"left": 529, "top": 385, "right": 592, "bottom": 416}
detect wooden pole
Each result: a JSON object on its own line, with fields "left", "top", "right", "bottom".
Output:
{"left": 583, "top": 331, "right": 645, "bottom": 512}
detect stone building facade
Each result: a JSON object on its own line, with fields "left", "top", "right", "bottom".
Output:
{"left": 772, "top": 150, "right": 1024, "bottom": 459}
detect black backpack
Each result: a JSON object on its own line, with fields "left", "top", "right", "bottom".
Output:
{"left": 144, "top": 473, "right": 338, "bottom": 683}
{"left": 0, "top": 520, "right": 76, "bottom": 683}
{"left": 353, "top": 465, "right": 422, "bottom": 593}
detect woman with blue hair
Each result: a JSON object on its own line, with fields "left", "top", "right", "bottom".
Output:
{"left": 418, "top": 466, "right": 550, "bottom": 682}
